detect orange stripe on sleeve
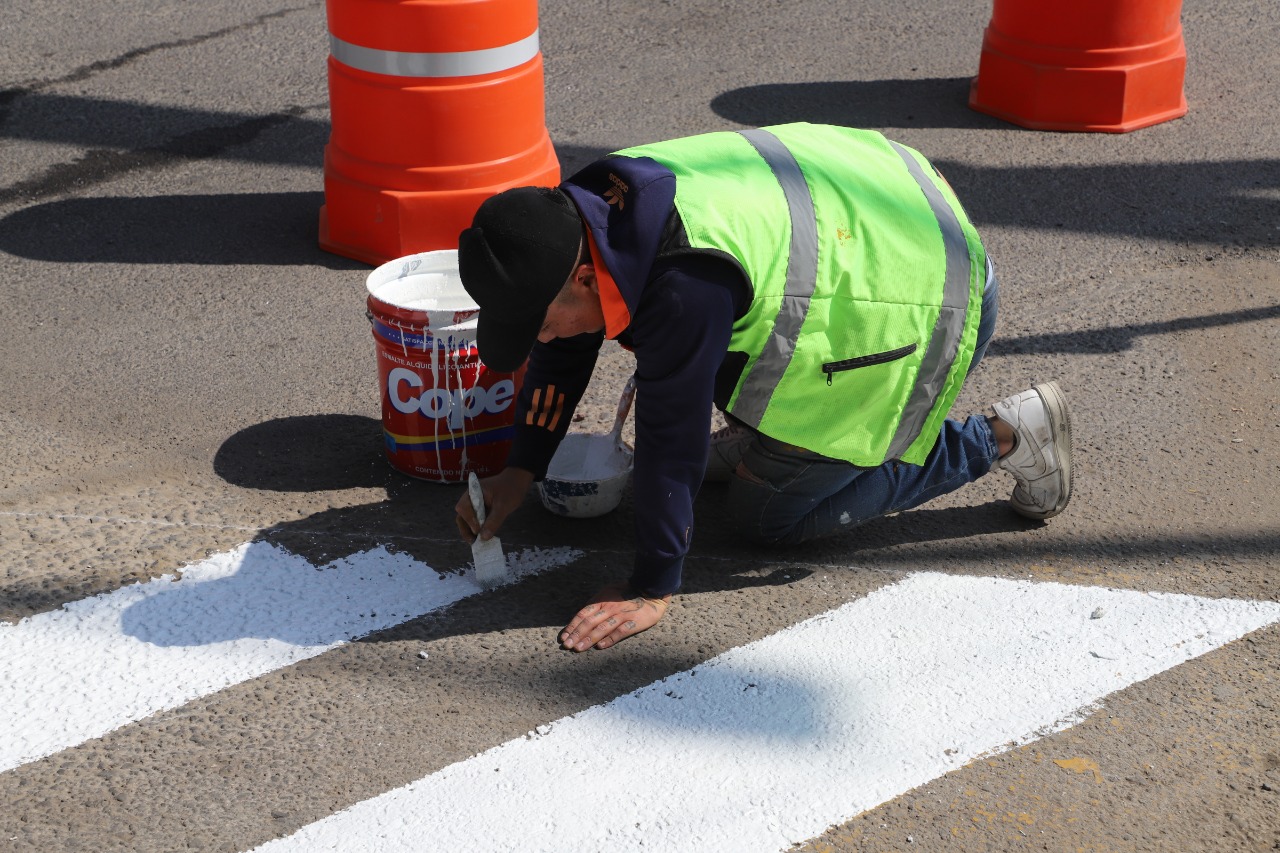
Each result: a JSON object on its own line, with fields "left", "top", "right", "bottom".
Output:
{"left": 536, "top": 384, "right": 557, "bottom": 427}
{"left": 527, "top": 388, "right": 542, "bottom": 425}
{"left": 546, "top": 392, "right": 565, "bottom": 432}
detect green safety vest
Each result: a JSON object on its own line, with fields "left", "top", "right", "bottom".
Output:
{"left": 616, "top": 123, "right": 986, "bottom": 466}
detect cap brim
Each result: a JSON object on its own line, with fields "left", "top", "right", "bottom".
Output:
{"left": 476, "top": 310, "right": 541, "bottom": 373}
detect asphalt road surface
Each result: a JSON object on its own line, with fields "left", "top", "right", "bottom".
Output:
{"left": 1, "top": 0, "right": 1277, "bottom": 850}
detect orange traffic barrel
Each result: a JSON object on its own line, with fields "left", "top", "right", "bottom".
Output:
{"left": 969, "top": 0, "right": 1188, "bottom": 133}
{"left": 320, "top": 0, "right": 561, "bottom": 266}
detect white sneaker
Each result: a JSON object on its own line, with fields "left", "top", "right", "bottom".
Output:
{"left": 704, "top": 420, "right": 755, "bottom": 483}
{"left": 991, "top": 381, "right": 1073, "bottom": 519}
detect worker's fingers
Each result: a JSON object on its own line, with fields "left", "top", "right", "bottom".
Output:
{"left": 559, "top": 602, "right": 619, "bottom": 650}
{"left": 584, "top": 598, "right": 667, "bottom": 651}
{"left": 458, "top": 467, "right": 533, "bottom": 543}
{"left": 559, "top": 586, "right": 670, "bottom": 652}
{"left": 478, "top": 492, "right": 517, "bottom": 539}
{"left": 590, "top": 612, "right": 644, "bottom": 651}
{"left": 454, "top": 483, "right": 511, "bottom": 542}
{"left": 454, "top": 512, "right": 476, "bottom": 544}
{"left": 557, "top": 602, "right": 602, "bottom": 649}
{"left": 453, "top": 494, "right": 480, "bottom": 542}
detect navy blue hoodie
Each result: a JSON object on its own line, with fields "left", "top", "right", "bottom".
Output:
{"left": 504, "top": 154, "right": 751, "bottom": 596}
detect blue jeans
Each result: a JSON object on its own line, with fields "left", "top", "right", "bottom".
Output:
{"left": 725, "top": 260, "right": 1002, "bottom": 545}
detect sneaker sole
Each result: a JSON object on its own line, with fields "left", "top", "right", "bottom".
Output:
{"left": 1011, "top": 380, "right": 1073, "bottom": 520}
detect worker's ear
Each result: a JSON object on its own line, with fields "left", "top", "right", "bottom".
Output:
{"left": 574, "top": 262, "right": 598, "bottom": 296}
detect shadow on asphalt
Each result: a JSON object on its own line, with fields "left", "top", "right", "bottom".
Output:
{"left": 712, "top": 76, "right": 988, "bottom": 129}
{"left": 108, "top": 412, "right": 811, "bottom": 648}
{"left": 0, "top": 191, "right": 365, "bottom": 267}
{"left": 4, "top": 156, "right": 1278, "bottom": 266}
{"left": 713, "top": 76, "right": 1280, "bottom": 249}
{"left": 197, "top": 413, "right": 1280, "bottom": 648}
{"left": 990, "top": 304, "right": 1280, "bottom": 356}
{"left": 210, "top": 413, "right": 1031, "bottom": 565}
{"left": 3, "top": 156, "right": 1275, "bottom": 266}
{"left": 2, "top": 88, "right": 1278, "bottom": 262}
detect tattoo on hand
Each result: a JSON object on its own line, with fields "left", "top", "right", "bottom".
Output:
{"left": 627, "top": 595, "right": 667, "bottom": 616}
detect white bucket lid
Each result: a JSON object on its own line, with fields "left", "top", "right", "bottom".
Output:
{"left": 366, "top": 250, "right": 479, "bottom": 333}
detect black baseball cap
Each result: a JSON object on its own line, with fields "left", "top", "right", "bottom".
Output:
{"left": 457, "top": 187, "right": 584, "bottom": 372}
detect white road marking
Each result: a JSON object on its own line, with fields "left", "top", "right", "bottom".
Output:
{"left": 0, "top": 541, "right": 579, "bottom": 773}
{"left": 251, "top": 573, "right": 1280, "bottom": 853}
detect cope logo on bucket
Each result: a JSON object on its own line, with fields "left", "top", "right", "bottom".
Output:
{"left": 373, "top": 347, "right": 526, "bottom": 482}
{"left": 387, "top": 368, "right": 515, "bottom": 428}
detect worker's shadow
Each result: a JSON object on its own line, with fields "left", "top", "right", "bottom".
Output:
{"left": 119, "top": 413, "right": 590, "bottom": 647}
{"left": 120, "top": 412, "right": 1031, "bottom": 649}
{"left": 200, "top": 412, "right": 1027, "bottom": 567}
{"left": 115, "top": 412, "right": 803, "bottom": 645}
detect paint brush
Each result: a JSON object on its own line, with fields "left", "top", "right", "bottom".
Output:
{"left": 467, "top": 472, "right": 509, "bottom": 589}
{"left": 582, "top": 374, "right": 637, "bottom": 475}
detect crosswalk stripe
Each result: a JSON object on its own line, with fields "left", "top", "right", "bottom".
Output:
{"left": 249, "top": 572, "right": 1280, "bottom": 853}
{"left": 0, "top": 540, "right": 579, "bottom": 774}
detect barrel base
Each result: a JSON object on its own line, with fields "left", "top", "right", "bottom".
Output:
{"left": 969, "top": 49, "right": 1187, "bottom": 133}
{"left": 319, "top": 142, "right": 561, "bottom": 266}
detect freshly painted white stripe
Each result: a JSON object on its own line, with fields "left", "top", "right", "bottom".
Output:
{"left": 329, "top": 31, "right": 540, "bottom": 78}
{"left": 0, "top": 541, "right": 578, "bottom": 773}
{"left": 253, "top": 573, "right": 1280, "bottom": 853}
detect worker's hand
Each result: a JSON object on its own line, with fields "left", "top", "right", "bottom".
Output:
{"left": 455, "top": 466, "right": 535, "bottom": 543}
{"left": 559, "top": 584, "right": 672, "bottom": 652}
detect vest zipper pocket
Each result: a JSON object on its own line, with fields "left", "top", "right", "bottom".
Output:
{"left": 822, "top": 343, "right": 918, "bottom": 385}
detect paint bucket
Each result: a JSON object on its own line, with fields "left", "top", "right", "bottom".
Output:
{"left": 538, "top": 375, "right": 636, "bottom": 518}
{"left": 538, "top": 435, "right": 634, "bottom": 518}
{"left": 366, "top": 249, "right": 525, "bottom": 482}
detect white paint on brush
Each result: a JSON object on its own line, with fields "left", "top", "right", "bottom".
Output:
{"left": 251, "top": 573, "right": 1280, "bottom": 853}
{"left": 0, "top": 541, "right": 580, "bottom": 773}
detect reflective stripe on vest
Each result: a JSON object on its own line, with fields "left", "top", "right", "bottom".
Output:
{"left": 728, "top": 131, "right": 972, "bottom": 459}
{"left": 328, "top": 30, "right": 540, "bottom": 78}
{"left": 883, "top": 141, "right": 972, "bottom": 460}
{"left": 730, "top": 128, "right": 820, "bottom": 426}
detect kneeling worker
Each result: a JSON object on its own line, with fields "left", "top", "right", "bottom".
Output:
{"left": 453, "top": 123, "right": 1073, "bottom": 653}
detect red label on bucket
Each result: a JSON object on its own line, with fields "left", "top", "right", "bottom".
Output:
{"left": 371, "top": 325, "right": 526, "bottom": 482}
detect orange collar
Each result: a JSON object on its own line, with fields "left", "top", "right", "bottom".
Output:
{"left": 584, "top": 228, "right": 631, "bottom": 338}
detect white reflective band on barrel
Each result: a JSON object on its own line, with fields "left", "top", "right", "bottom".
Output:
{"left": 884, "top": 141, "right": 972, "bottom": 460}
{"left": 731, "top": 128, "right": 820, "bottom": 426}
{"left": 329, "top": 29, "right": 540, "bottom": 78}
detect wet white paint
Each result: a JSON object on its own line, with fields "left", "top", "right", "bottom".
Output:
{"left": 366, "top": 249, "right": 478, "bottom": 334}
{"left": 375, "top": 274, "right": 474, "bottom": 314}
{"left": 540, "top": 433, "right": 635, "bottom": 517}
{"left": 546, "top": 432, "right": 632, "bottom": 481}
{"left": 251, "top": 573, "right": 1280, "bottom": 853}
{"left": 0, "top": 541, "right": 580, "bottom": 774}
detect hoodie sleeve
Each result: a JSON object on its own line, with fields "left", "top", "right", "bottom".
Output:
{"left": 623, "top": 254, "right": 745, "bottom": 597}
{"left": 505, "top": 330, "right": 603, "bottom": 480}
